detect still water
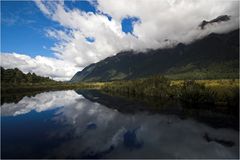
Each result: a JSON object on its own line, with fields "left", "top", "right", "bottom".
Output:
{"left": 1, "top": 90, "right": 239, "bottom": 159}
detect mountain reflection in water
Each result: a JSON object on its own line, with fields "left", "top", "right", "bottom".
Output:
{"left": 1, "top": 90, "right": 239, "bottom": 159}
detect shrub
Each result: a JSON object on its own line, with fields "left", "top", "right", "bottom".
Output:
{"left": 179, "top": 80, "right": 216, "bottom": 105}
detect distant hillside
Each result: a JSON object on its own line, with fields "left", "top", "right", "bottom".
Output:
{"left": 71, "top": 29, "right": 239, "bottom": 82}
{"left": 1, "top": 67, "right": 54, "bottom": 84}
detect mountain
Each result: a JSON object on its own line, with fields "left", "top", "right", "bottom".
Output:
{"left": 1, "top": 67, "right": 54, "bottom": 84}
{"left": 70, "top": 29, "right": 239, "bottom": 82}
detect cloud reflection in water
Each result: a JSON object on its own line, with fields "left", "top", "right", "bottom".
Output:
{"left": 1, "top": 90, "right": 239, "bottom": 158}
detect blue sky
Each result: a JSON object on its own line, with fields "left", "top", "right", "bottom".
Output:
{"left": 1, "top": 1, "right": 57, "bottom": 57}
{"left": 1, "top": 1, "right": 135, "bottom": 58}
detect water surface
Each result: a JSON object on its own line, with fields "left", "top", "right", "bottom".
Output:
{"left": 1, "top": 90, "right": 239, "bottom": 158}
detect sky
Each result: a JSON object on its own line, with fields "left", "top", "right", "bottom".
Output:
{"left": 1, "top": 0, "right": 239, "bottom": 81}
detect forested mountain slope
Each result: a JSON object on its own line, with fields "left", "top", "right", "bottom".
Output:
{"left": 71, "top": 29, "right": 239, "bottom": 82}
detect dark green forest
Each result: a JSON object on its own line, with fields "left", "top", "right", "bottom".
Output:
{"left": 1, "top": 67, "right": 54, "bottom": 84}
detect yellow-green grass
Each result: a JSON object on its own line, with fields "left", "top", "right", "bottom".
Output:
{"left": 1, "top": 82, "right": 106, "bottom": 94}
{"left": 171, "top": 79, "right": 239, "bottom": 105}
{"left": 171, "top": 79, "right": 239, "bottom": 87}
{"left": 170, "top": 79, "right": 239, "bottom": 96}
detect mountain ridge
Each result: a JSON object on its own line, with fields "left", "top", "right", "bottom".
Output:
{"left": 71, "top": 29, "right": 239, "bottom": 82}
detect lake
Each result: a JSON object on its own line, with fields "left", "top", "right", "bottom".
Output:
{"left": 1, "top": 90, "right": 239, "bottom": 159}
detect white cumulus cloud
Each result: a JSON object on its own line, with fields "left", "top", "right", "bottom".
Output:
{"left": 0, "top": 52, "right": 81, "bottom": 81}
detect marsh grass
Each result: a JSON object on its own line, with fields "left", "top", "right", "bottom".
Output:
{"left": 102, "top": 76, "right": 239, "bottom": 108}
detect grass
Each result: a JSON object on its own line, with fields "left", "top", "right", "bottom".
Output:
{"left": 171, "top": 79, "right": 239, "bottom": 88}
{"left": 1, "top": 82, "right": 105, "bottom": 94}
{"left": 102, "top": 76, "right": 239, "bottom": 108}
{"left": 171, "top": 79, "right": 239, "bottom": 105}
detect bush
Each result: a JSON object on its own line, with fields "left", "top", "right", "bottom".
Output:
{"left": 224, "top": 88, "right": 239, "bottom": 107}
{"left": 179, "top": 80, "right": 216, "bottom": 105}
{"left": 102, "top": 75, "right": 172, "bottom": 98}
